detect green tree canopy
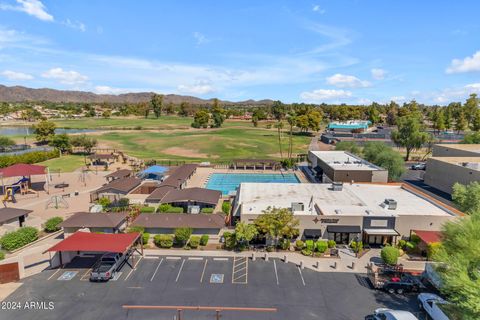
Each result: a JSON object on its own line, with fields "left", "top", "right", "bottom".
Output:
{"left": 362, "top": 142, "right": 406, "bottom": 181}
{"left": 391, "top": 115, "right": 431, "bottom": 160}
{"left": 0, "top": 136, "right": 15, "bottom": 149}
{"left": 191, "top": 110, "right": 210, "bottom": 128}
{"left": 452, "top": 182, "right": 480, "bottom": 215}
{"left": 434, "top": 212, "right": 480, "bottom": 319}
{"left": 70, "top": 134, "right": 98, "bottom": 154}
{"left": 174, "top": 227, "right": 193, "bottom": 246}
{"left": 234, "top": 222, "right": 258, "bottom": 246}
{"left": 462, "top": 131, "right": 480, "bottom": 144}
{"left": 334, "top": 141, "right": 361, "bottom": 155}
{"left": 253, "top": 207, "right": 299, "bottom": 247}
{"left": 150, "top": 93, "right": 164, "bottom": 118}
{"left": 33, "top": 120, "right": 56, "bottom": 143}
{"left": 49, "top": 134, "right": 71, "bottom": 153}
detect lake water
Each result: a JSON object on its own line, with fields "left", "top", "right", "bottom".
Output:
{"left": 0, "top": 126, "right": 98, "bottom": 136}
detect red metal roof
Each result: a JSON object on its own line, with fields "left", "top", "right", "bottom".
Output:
{"left": 0, "top": 163, "right": 46, "bottom": 178}
{"left": 413, "top": 230, "right": 442, "bottom": 244}
{"left": 47, "top": 231, "right": 140, "bottom": 253}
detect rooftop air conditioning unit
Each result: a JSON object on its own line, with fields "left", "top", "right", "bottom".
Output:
{"left": 291, "top": 202, "right": 304, "bottom": 212}
{"left": 332, "top": 182, "right": 343, "bottom": 191}
{"left": 383, "top": 198, "right": 397, "bottom": 210}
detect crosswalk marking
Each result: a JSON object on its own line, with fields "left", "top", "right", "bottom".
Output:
{"left": 232, "top": 257, "right": 248, "bottom": 284}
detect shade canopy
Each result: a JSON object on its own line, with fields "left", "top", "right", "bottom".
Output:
{"left": 327, "top": 225, "right": 361, "bottom": 234}
{"left": 363, "top": 228, "right": 399, "bottom": 236}
{"left": 47, "top": 231, "right": 140, "bottom": 253}
{"left": 413, "top": 230, "right": 442, "bottom": 244}
{"left": 142, "top": 165, "right": 168, "bottom": 174}
{"left": 0, "top": 163, "right": 46, "bottom": 178}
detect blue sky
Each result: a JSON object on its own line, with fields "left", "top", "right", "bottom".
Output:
{"left": 0, "top": 0, "right": 480, "bottom": 104}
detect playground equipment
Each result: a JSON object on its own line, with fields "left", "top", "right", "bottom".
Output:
{"left": 45, "top": 195, "right": 69, "bottom": 209}
{"left": 2, "top": 188, "right": 15, "bottom": 203}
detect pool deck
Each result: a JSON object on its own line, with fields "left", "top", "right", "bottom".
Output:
{"left": 187, "top": 167, "right": 309, "bottom": 190}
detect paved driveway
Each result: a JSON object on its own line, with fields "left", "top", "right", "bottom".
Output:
{"left": 1, "top": 255, "right": 422, "bottom": 320}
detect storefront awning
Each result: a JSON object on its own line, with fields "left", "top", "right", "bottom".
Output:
{"left": 363, "top": 228, "right": 399, "bottom": 236}
{"left": 303, "top": 229, "right": 322, "bottom": 238}
{"left": 412, "top": 230, "right": 442, "bottom": 244}
{"left": 327, "top": 225, "right": 361, "bottom": 233}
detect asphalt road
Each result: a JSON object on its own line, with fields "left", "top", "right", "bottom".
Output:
{"left": 0, "top": 255, "right": 423, "bottom": 320}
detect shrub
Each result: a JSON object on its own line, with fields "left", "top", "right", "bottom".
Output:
{"left": 295, "top": 240, "right": 304, "bottom": 251}
{"left": 200, "top": 234, "right": 209, "bottom": 246}
{"left": 301, "top": 248, "right": 312, "bottom": 256}
{"left": 0, "top": 150, "right": 59, "bottom": 168}
{"left": 0, "top": 251, "right": 4, "bottom": 260}
{"left": 398, "top": 239, "right": 407, "bottom": 249}
{"left": 174, "top": 228, "right": 192, "bottom": 246}
{"left": 158, "top": 204, "right": 184, "bottom": 213}
{"left": 142, "top": 233, "right": 150, "bottom": 245}
{"left": 327, "top": 240, "right": 336, "bottom": 248}
{"left": 223, "top": 231, "right": 236, "bottom": 250}
{"left": 410, "top": 234, "right": 421, "bottom": 245}
{"left": 427, "top": 242, "right": 442, "bottom": 259}
{"left": 278, "top": 238, "right": 290, "bottom": 250}
{"left": 350, "top": 241, "right": 363, "bottom": 253}
{"left": 381, "top": 246, "right": 400, "bottom": 265}
{"left": 316, "top": 241, "right": 328, "bottom": 253}
{"left": 154, "top": 234, "right": 173, "bottom": 248}
{"left": 0, "top": 227, "right": 39, "bottom": 251}
{"left": 140, "top": 206, "right": 156, "bottom": 213}
{"left": 200, "top": 208, "right": 214, "bottom": 214}
{"left": 44, "top": 216, "right": 63, "bottom": 232}
{"left": 117, "top": 198, "right": 130, "bottom": 208}
{"left": 128, "top": 226, "right": 145, "bottom": 233}
{"left": 305, "top": 240, "right": 314, "bottom": 251}
{"left": 222, "top": 201, "right": 231, "bottom": 214}
{"left": 189, "top": 236, "right": 200, "bottom": 249}
{"left": 98, "top": 197, "right": 111, "bottom": 208}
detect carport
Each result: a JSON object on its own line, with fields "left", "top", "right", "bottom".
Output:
{"left": 45, "top": 231, "right": 143, "bottom": 269}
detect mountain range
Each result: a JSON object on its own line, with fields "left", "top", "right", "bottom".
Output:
{"left": 0, "top": 85, "right": 273, "bottom": 105}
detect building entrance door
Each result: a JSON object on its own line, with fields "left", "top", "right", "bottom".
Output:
{"left": 334, "top": 232, "right": 350, "bottom": 244}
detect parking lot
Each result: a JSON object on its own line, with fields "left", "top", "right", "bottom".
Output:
{"left": 1, "top": 255, "right": 422, "bottom": 320}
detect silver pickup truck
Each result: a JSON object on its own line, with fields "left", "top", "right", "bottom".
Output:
{"left": 90, "top": 253, "right": 125, "bottom": 281}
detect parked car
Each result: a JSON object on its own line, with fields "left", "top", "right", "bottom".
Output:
{"left": 382, "top": 275, "right": 425, "bottom": 294}
{"left": 410, "top": 163, "right": 426, "bottom": 170}
{"left": 418, "top": 293, "right": 450, "bottom": 320}
{"left": 365, "top": 308, "right": 419, "bottom": 320}
{"left": 90, "top": 253, "right": 125, "bottom": 281}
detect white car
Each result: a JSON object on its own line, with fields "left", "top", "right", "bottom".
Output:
{"left": 365, "top": 308, "right": 419, "bottom": 320}
{"left": 418, "top": 293, "right": 450, "bottom": 320}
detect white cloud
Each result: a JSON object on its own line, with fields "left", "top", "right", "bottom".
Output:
{"left": 41, "top": 68, "right": 88, "bottom": 85}
{"left": 371, "top": 68, "right": 386, "bottom": 80}
{"left": 300, "top": 88, "right": 352, "bottom": 102}
{"left": 326, "top": 73, "right": 370, "bottom": 88}
{"left": 446, "top": 51, "right": 480, "bottom": 73}
{"left": 1, "top": 70, "right": 33, "bottom": 80}
{"left": 177, "top": 80, "right": 215, "bottom": 95}
{"left": 429, "top": 83, "right": 480, "bottom": 104}
{"left": 193, "top": 32, "right": 209, "bottom": 46}
{"left": 62, "top": 19, "right": 86, "bottom": 32}
{"left": 312, "top": 5, "right": 325, "bottom": 14}
{"left": 0, "top": 0, "right": 53, "bottom": 21}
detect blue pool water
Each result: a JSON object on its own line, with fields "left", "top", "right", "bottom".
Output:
{"left": 206, "top": 173, "right": 300, "bottom": 195}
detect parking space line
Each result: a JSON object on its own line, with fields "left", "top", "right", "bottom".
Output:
{"left": 150, "top": 258, "right": 164, "bottom": 282}
{"left": 47, "top": 268, "right": 61, "bottom": 281}
{"left": 124, "top": 255, "right": 143, "bottom": 281}
{"left": 175, "top": 259, "right": 186, "bottom": 282}
{"left": 297, "top": 266, "right": 306, "bottom": 286}
{"left": 200, "top": 259, "right": 208, "bottom": 283}
{"left": 166, "top": 256, "right": 181, "bottom": 260}
{"left": 273, "top": 260, "right": 279, "bottom": 285}
{"left": 213, "top": 257, "right": 228, "bottom": 261}
{"left": 80, "top": 268, "right": 92, "bottom": 281}
{"left": 188, "top": 257, "right": 203, "bottom": 261}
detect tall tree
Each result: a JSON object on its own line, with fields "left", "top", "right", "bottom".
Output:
{"left": 391, "top": 115, "right": 430, "bottom": 161}
{"left": 464, "top": 93, "right": 479, "bottom": 127}
{"left": 433, "top": 109, "right": 446, "bottom": 134}
{"left": 210, "top": 99, "right": 225, "bottom": 128}
{"left": 234, "top": 222, "right": 258, "bottom": 247}
{"left": 254, "top": 207, "right": 299, "bottom": 248}
{"left": 150, "top": 94, "right": 164, "bottom": 118}
{"left": 271, "top": 100, "right": 286, "bottom": 159}
{"left": 191, "top": 110, "right": 210, "bottom": 128}
{"left": 452, "top": 181, "right": 480, "bottom": 215}
{"left": 434, "top": 212, "right": 480, "bottom": 319}
{"left": 471, "top": 108, "right": 480, "bottom": 132}
{"left": 455, "top": 111, "right": 468, "bottom": 134}
{"left": 33, "top": 120, "right": 56, "bottom": 144}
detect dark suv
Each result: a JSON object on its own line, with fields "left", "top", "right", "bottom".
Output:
{"left": 383, "top": 275, "right": 424, "bottom": 294}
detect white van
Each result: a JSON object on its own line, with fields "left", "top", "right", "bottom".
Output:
{"left": 365, "top": 308, "right": 419, "bottom": 320}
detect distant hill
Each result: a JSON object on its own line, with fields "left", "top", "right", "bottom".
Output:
{"left": 0, "top": 85, "right": 273, "bottom": 105}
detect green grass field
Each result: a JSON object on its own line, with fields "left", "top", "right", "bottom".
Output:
{"left": 97, "top": 127, "right": 310, "bottom": 162}
{"left": 38, "top": 155, "right": 86, "bottom": 172}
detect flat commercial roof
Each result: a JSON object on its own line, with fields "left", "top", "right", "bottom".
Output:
{"left": 429, "top": 157, "right": 480, "bottom": 171}
{"left": 132, "top": 213, "right": 225, "bottom": 229}
{"left": 235, "top": 183, "right": 455, "bottom": 217}
{"left": 47, "top": 231, "right": 140, "bottom": 253}
{"left": 435, "top": 144, "right": 480, "bottom": 154}
{"left": 60, "top": 212, "right": 127, "bottom": 228}
{"left": 0, "top": 208, "right": 32, "bottom": 224}
{"left": 309, "top": 151, "right": 383, "bottom": 171}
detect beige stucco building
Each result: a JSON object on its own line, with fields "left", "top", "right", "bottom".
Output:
{"left": 308, "top": 150, "right": 388, "bottom": 183}
{"left": 424, "top": 157, "right": 480, "bottom": 194}
{"left": 432, "top": 144, "right": 480, "bottom": 157}
{"left": 233, "top": 182, "right": 459, "bottom": 245}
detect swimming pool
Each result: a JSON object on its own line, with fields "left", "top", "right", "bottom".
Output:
{"left": 206, "top": 173, "right": 300, "bottom": 195}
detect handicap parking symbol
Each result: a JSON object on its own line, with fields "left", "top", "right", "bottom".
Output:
{"left": 210, "top": 274, "right": 224, "bottom": 284}
{"left": 57, "top": 271, "right": 78, "bottom": 281}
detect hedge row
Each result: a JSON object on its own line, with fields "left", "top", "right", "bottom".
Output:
{"left": 44, "top": 217, "right": 63, "bottom": 232}
{"left": 0, "top": 150, "right": 59, "bottom": 168}
{"left": 157, "top": 204, "right": 184, "bottom": 213}
{"left": 0, "top": 227, "right": 39, "bottom": 251}
{"left": 153, "top": 233, "right": 210, "bottom": 249}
